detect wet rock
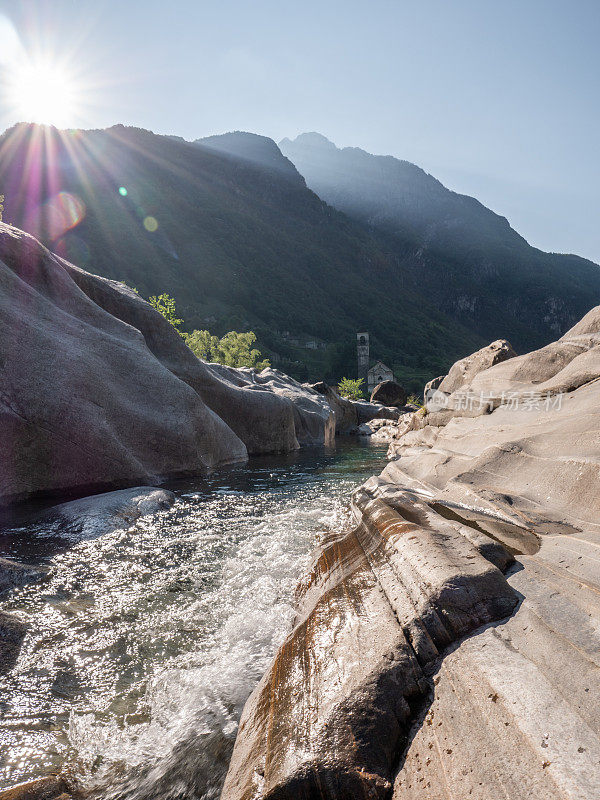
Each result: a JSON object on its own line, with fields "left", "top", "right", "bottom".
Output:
{"left": 222, "top": 484, "right": 517, "bottom": 799}
{"left": 33, "top": 487, "right": 176, "bottom": 541}
{"left": 0, "top": 776, "right": 72, "bottom": 800}
{"left": 0, "top": 611, "right": 27, "bottom": 675}
{"left": 0, "top": 558, "right": 46, "bottom": 595}
{"left": 370, "top": 380, "right": 407, "bottom": 407}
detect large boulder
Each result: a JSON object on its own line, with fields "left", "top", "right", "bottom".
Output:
{"left": 209, "top": 366, "right": 335, "bottom": 447}
{"left": 0, "top": 225, "right": 302, "bottom": 506}
{"left": 370, "top": 379, "right": 407, "bottom": 407}
{"left": 438, "top": 338, "right": 516, "bottom": 394}
{"left": 308, "top": 382, "right": 359, "bottom": 434}
{"left": 353, "top": 399, "right": 402, "bottom": 423}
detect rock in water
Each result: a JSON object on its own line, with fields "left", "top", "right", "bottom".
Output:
{"left": 0, "top": 612, "right": 27, "bottom": 675}
{"left": 223, "top": 306, "right": 600, "bottom": 800}
{"left": 33, "top": 487, "right": 176, "bottom": 541}
{"left": 370, "top": 380, "right": 407, "bottom": 407}
{"left": 0, "top": 776, "right": 72, "bottom": 800}
{"left": 208, "top": 366, "right": 335, "bottom": 447}
{"left": 308, "top": 382, "right": 359, "bottom": 435}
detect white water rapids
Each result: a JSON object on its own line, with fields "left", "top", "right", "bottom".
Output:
{"left": 0, "top": 442, "right": 387, "bottom": 799}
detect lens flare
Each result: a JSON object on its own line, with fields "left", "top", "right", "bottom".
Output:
{"left": 143, "top": 216, "right": 158, "bottom": 232}
{"left": 30, "top": 191, "right": 86, "bottom": 241}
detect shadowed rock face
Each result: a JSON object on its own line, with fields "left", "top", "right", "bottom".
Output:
{"left": 0, "top": 224, "right": 336, "bottom": 506}
{"left": 370, "top": 380, "right": 407, "bottom": 408}
{"left": 223, "top": 307, "right": 600, "bottom": 800}
{"left": 207, "top": 365, "right": 335, "bottom": 447}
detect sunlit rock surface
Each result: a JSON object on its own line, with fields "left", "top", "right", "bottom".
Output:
{"left": 222, "top": 484, "right": 518, "bottom": 799}
{"left": 32, "top": 486, "right": 176, "bottom": 542}
{"left": 0, "top": 776, "right": 72, "bottom": 800}
{"left": 223, "top": 309, "right": 600, "bottom": 800}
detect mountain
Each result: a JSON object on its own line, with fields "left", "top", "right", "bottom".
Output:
{"left": 280, "top": 132, "right": 600, "bottom": 352}
{"left": 197, "top": 131, "right": 299, "bottom": 179}
{"left": 0, "top": 123, "right": 483, "bottom": 389}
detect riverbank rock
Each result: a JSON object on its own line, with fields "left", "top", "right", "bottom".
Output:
{"left": 209, "top": 366, "right": 335, "bottom": 447}
{"left": 437, "top": 338, "right": 516, "bottom": 394}
{"left": 354, "top": 400, "right": 402, "bottom": 423}
{"left": 223, "top": 307, "right": 600, "bottom": 800}
{"left": 370, "top": 380, "right": 407, "bottom": 407}
{"left": 0, "top": 776, "right": 73, "bottom": 800}
{"left": 308, "top": 382, "right": 359, "bottom": 435}
{"left": 0, "top": 224, "right": 306, "bottom": 506}
{"left": 222, "top": 483, "right": 517, "bottom": 799}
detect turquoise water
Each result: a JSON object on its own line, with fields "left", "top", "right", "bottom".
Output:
{"left": 0, "top": 441, "right": 387, "bottom": 798}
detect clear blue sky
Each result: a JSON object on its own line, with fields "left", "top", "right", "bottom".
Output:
{"left": 0, "top": 0, "right": 598, "bottom": 263}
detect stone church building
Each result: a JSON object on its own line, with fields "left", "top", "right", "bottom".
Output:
{"left": 367, "top": 361, "right": 394, "bottom": 393}
{"left": 357, "top": 332, "right": 394, "bottom": 393}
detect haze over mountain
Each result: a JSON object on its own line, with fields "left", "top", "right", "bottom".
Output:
{"left": 0, "top": 123, "right": 483, "bottom": 389}
{"left": 280, "top": 132, "right": 600, "bottom": 351}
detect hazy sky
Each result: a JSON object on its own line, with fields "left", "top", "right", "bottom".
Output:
{"left": 0, "top": 0, "right": 598, "bottom": 263}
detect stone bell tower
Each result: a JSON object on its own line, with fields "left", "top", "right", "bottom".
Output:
{"left": 357, "top": 332, "right": 369, "bottom": 381}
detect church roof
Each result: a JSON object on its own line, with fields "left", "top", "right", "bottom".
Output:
{"left": 368, "top": 360, "right": 392, "bottom": 373}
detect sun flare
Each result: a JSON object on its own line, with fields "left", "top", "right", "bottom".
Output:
{"left": 7, "top": 60, "right": 79, "bottom": 127}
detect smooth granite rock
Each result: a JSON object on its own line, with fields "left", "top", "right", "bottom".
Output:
{"left": 438, "top": 338, "right": 516, "bottom": 394}
{"left": 0, "top": 223, "right": 308, "bottom": 506}
{"left": 222, "top": 484, "right": 517, "bottom": 799}
{"left": 208, "top": 366, "right": 335, "bottom": 447}
{"left": 223, "top": 307, "right": 600, "bottom": 800}
{"left": 308, "top": 382, "right": 359, "bottom": 435}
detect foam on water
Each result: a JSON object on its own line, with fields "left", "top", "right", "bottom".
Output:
{"left": 0, "top": 443, "right": 386, "bottom": 798}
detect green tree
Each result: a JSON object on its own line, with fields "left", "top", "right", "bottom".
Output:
{"left": 338, "top": 377, "right": 365, "bottom": 400}
{"left": 186, "top": 329, "right": 270, "bottom": 370}
{"left": 148, "top": 293, "right": 184, "bottom": 334}
{"left": 184, "top": 329, "right": 221, "bottom": 361}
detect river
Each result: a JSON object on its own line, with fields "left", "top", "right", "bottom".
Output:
{"left": 0, "top": 440, "right": 387, "bottom": 799}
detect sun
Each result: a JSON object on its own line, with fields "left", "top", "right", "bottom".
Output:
{"left": 6, "top": 60, "right": 79, "bottom": 127}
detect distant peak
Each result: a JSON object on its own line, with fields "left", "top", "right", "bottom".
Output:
{"left": 196, "top": 131, "right": 301, "bottom": 180}
{"left": 283, "top": 132, "right": 338, "bottom": 150}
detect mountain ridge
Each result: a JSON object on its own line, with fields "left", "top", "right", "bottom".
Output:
{"left": 279, "top": 131, "right": 600, "bottom": 350}
{"left": 0, "top": 122, "right": 483, "bottom": 389}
